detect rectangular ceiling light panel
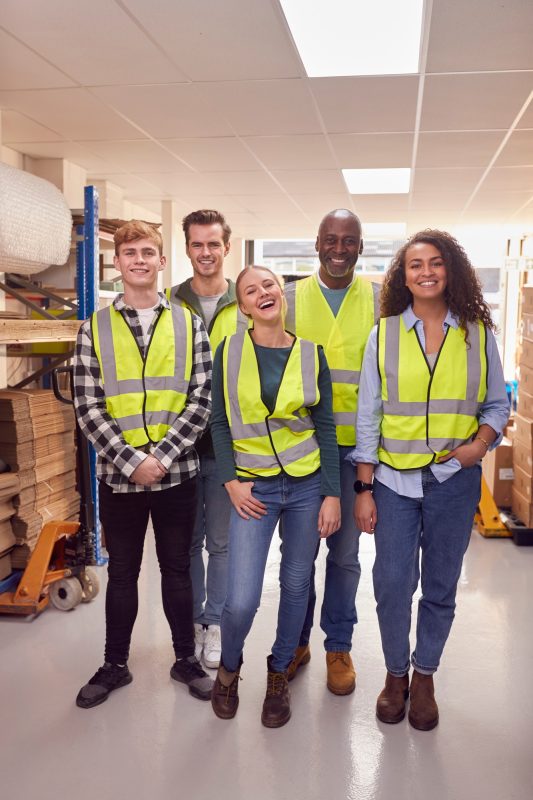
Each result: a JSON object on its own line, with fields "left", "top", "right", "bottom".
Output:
{"left": 280, "top": 0, "right": 424, "bottom": 76}
{"left": 343, "top": 168, "right": 411, "bottom": 194}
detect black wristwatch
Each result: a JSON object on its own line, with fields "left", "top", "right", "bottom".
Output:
{"left": 353, "top": 480, "right": 373, "bottom": 494}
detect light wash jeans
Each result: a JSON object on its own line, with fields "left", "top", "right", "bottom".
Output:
{"left": 372, "top": 465, "right": 482, "bottom": 676}
{"left": 298, "top": 446, "right": 361, "bottom": 652}
{"left": 189, "top": 455, "right": 231, "bottom": 627}
{"left": 221, "top": 471, "right": 322, "bottom": 673}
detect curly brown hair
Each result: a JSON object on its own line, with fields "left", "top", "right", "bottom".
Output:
{"left": 380, "top": 229, "right": 495, "bottom": 332}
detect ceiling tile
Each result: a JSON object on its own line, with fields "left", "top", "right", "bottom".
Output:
{"left": 289, "top": 194, "right": 354, "bottom": 216}
{"left": 91, "top": 84, "right": 235, "bottom": 139}
{"left": 200, "top": 171, "right": 282, "bottom": 195}
{"left": 330, "top": 133, "right": 413, "bottom": 168}
{"left": 412, "top": 168, "right": 486, "bottom": 194}
{"left": 495, "top": 130, "right": 533, "bottom": 166}
{"left": 178, "top": 196, "right": 249, "bottom": 214}
{"left": 77, "top": 140, "right": 194, "bottom": 173}
{"left": 350, "top": 196, "right": 410, "bottom": 216}
{"left": 0, "top": 0, "right": 188, "bottom": 85}
{"left": 232, "top": 195, "right": 303, "bottom": 214}
{"left": 0, "top": 88, "right": 146, "bottom": 140}
{"left": 0, "top": 28, "right": 75, "bottom": 90}
{"left": 1, "top": 110, "right": 64, "bottom": 143}
{"left": 427, "top": 0, "right": 533, "bottom": 72}
{"left": 416, "top": 132, "right": 505, "bottom": 168}
{"left": 207, "top": 80, "right": 322, "bottom": 136}
{"left": 480, "top": 166, "right": 533, "bottom": 192}
{"left": 273, "top": 170, "right": 347, "bottom": 193}
{"left": 163, "top": 138, "right": 259, "bottom": 171}
{"left": 311, "top": 77, "right": 419, "bottom": 134}
{"left": 121, "top": 0, "right": 303, "bottom": 81}
{"left": 243, "top": 135, "right": 336, "bottom": 170}
{"left": 517, "top": 100, "right": 533, "bottom": 129}
{"left": 420, "top": 73, "right": 533, "bottom": 131}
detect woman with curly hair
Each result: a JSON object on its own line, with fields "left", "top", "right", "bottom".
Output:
{"left": 350, "top": 230, "right": 509, "bottom": 731}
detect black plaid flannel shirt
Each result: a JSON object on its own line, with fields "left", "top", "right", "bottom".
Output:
{"left": 73, "top": 293, "right": 212, "bottom": 492}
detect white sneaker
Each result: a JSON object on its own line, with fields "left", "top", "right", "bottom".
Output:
{"left": 194, "top": 623, "right": 205, "bottom": 662}
{"left": 203, "top": 625, "right": 221, "bottom": 669}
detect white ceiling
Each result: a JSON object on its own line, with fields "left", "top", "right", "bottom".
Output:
{"left": 0, "top": 0, "right": 532, "bottom": 239}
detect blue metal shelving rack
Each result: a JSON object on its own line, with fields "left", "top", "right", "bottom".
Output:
{"left": 76, "top": 185, "right": 106, "bottom": 565}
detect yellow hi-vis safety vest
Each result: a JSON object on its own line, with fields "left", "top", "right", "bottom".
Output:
{"left": 222, "top": 331, "right": 321, "bottom": 478}
{"left": 92, "top": 304, "right": 193, "bottom": 447}
{"left": 285, "top": 274, "right": 375, "bottom": 446}
{"left": 165, "top": 287, "right": 248, "bottom": 353}
{"left": 377, "top": 315, "right": 488, "bottom": 470}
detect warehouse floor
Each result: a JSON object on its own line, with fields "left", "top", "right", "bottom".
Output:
{"left": 1, "top": 527, "right": 531, "bottom": 800}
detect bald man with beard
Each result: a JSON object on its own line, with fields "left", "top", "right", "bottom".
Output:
{"left": 283, "top": 209, "right": 380, "bottom": 696}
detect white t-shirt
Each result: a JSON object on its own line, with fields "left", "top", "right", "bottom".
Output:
{"left": 136, "top": 305, "right": 158, "bottom": 338}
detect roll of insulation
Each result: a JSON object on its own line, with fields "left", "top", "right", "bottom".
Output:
{"left": 0, "top": 162, "right": 72, "bottom": 275}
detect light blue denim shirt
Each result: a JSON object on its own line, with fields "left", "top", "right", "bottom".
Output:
{"left": 348, "top": 306, "right": 510, "bottom": 498}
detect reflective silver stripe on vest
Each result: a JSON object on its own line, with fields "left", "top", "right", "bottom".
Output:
{"left": 383, "top": 399, "right": 482, "bottom": 416}
{"left": 300, "top": 339, "right": 318, "bottom": 406}
{"left": 383, "top": 315, "right": 401, "bottom": 404}
{"left": 235, "top": 436, "right": 319, "bottom": 470}
{"left": 116, "top": 410, "right": 181, "bottom": 431}
{"left": 330, "top": 369, "right": 360, "bottom": 385}
{"left": 334, "top": 411, "right": 356, "bottom": 426}
{"left": 96, "top": 305, "right": 190, "bottom": 397}
{"left": 284, "top": 289, "right": 296, "bottom": 332}
{"left": 380, "top": 436, "right": 467, "bottom": 454}
{"left": 236, "top": 307, "right": 249, "bottom": 329}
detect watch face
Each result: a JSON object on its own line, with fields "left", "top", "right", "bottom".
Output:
{"left": 354, "top": 480, "right": 373, "bottom": 494}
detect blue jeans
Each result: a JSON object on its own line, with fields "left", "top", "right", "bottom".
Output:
{"left": 221, "top": 472, "right": 322, "bottom": 673}
{"left": 190, "top": 455, "right": 231, "bottom": 626}
{"left": 298, "top": 446, "right": 360, "bottom": 652}
{"left": 372, "top": 465, "right": 482, "bottom": 676}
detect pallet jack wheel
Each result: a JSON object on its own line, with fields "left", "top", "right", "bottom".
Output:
{"left": 78, "top": 568, "right": 100, "bottom": 602}
{"left": 49, "top": 577, "right": 83, "bottom": 611}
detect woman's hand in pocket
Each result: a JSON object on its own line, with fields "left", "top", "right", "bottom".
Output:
{"left": 224, "top": 480, "right": 267, "bottom": 520}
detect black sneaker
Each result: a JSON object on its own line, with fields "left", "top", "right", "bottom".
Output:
{"left": 170, "top": 656, "right": 214, "bottom": 700}
{"left": 76, "top": 663, "right": 133, "bottom": 709}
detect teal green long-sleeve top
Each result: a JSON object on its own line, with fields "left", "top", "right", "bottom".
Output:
{"left": 211, "top": 337, "right": 341, "bottom": 497}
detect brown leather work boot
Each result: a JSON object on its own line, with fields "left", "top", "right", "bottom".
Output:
{"left": 326, "top": 651, "right": 356, "bottom": 695}
{"left": 376, "top": 672, "right": 410, "bottom": 724}
{"left": 408, "top": 670, "right": 439, "bottom": 731}
{"left": 287, "top": 645, "right": 311, "bottom": 682}
{"left": 261, "top": 657, "right": 291, "bottom": 728}
{"left": 211, "top": 663, "right": 241, "bottom": 720}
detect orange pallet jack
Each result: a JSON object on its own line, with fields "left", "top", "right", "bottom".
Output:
{"left": 475, "top": 477, "right": 512, "bottom": 538}
{"left": 0, "top": 367, "right": 100, "bottom": 616}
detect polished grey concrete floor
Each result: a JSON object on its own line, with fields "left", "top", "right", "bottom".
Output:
{"left": 1, "top": 528, "right": 532, "bottom": 800}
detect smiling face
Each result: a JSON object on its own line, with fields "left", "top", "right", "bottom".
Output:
{"left": 404, "top": 242, "right": 447, "bottom": 303}
{"left": 113, "top": 237, "right": 166, "bottom": 290}
{"left": 316, "top": 212, "right": 363, "bottom": 284}
{"left": 237, "top": 268, "right": 284, "bottom": 325}
{"left": 185, "top": 222, "right": 230, "bottom": 279}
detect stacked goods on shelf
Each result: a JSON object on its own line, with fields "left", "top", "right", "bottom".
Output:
{"left": 0, "top": 390, "right": 79, "bottom": 568}
{"left": 482, "top": 436, "right": 513, "bottom": 507}
{"left": 512, "top": 285, "right": 533, "bottom": 525}
{"left": 0, "top": 472, "right": 20, "bottom": 580}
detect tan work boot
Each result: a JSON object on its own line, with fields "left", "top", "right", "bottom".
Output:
{"left": 326, "top": 651, "right": 356, "bottom": 695}
{"left": 408, "top": 670, "right": 439, "bottom": 731}
{"left": 261, "top": 656, "right": 291, "bottom": 728}
{"left": 376, "top": 672, "right": 410, "bottom": 723}
{"left": 287, "top": 645, "right": 311, "bottom": 682}
{"left": 211, "top": 663, "right": 241, "bottom": 720}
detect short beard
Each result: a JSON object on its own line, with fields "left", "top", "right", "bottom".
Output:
{"left": 321, "top": 261, "right": 356, "bottom": 279}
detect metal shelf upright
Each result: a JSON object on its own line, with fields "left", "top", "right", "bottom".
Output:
{"left": 76, "top": 185, "right": 106, "bottom": 565}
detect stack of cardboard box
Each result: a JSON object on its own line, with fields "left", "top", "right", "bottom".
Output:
{"left": 0, "top": 472, "right": 20, "bottom": 580}
{"left": 0, "top": 390, "right": 79, "bottom": 568}
{"left": 512, "top": 285, "right": 533, "bottom": 526}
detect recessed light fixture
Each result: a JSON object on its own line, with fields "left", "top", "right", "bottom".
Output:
{"left": 343, "top": 168, "right": 411, "bottom": 194}
{"left": 280, "top": 0, "right": 424, "bottom": 77}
